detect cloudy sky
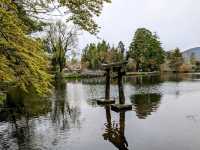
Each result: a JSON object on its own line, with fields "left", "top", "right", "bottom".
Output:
{"left": 79, "top": 0, "right": 200, "bottom": 52}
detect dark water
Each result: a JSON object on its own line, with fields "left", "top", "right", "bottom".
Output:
{"left": 1, "top": 73, "right": 200, "bottom": 150}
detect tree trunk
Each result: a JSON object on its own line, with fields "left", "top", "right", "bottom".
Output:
{"left": 117, "top": 67, "right": 125, "bottom": 104}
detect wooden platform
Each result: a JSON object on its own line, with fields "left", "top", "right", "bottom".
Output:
{"left": 96, "top": 99, "right": 115, "bottom": 105}
{"left": 111, "top": 104, "right": 132, "bottom": 112}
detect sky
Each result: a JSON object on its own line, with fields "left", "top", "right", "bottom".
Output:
{"left": 79, "top": 0, "right": 200, "bottom": 52}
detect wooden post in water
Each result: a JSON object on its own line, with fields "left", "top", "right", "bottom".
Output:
{"left": 117, "top": 67, "right": 125, "bottom": 104}
{"left": 110, "top": 61, "right": 132, "bottom": 112}
{"left": 119, "top": 112, "right": 125, "bottom": 137}
{"left": 98, "top": 61, "right": 129, "bottom": 106}
{"left": 105, "top": 68, "right": 111, "bottom": 100}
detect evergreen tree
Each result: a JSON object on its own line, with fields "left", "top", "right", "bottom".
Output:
{"left": 81, "top": 40, "right": 126, "bottom": 70}
{"left": 168, "top": 48, "right": 184, "bottom": 72}
{"left": 190, "top": 52, "right": 196, "bottom": 65}
{"left": 117, "top": 41, "right": 125, "bottom": 60}
{"left": 128, "top": 28, "right": 165, "bottom": 71}
{"left": 118, "top": 41, "right": 125, "bottom": 54}
{"left": 0, "top": 0, "right": 110, "bottom": 94}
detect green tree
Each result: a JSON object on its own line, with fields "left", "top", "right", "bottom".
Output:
{"left": 47, "top": 21, "right": 77, "bottom": 73}
{"left": 117, "top": 41, "right": 125, "bottom": 60}
{"left": 0, "top": 0, "right": 110, "bottom": 95}
{"left": 97, "top": 40, "right": 110, "bottom": 63}
{"left": 190, "top": 52, "right": 196, "bottom": 65}
{"left": 81, "top": 40, "right": 110, "bottom": 69}
{"left": 82, "top": 40, "right": 127, "bottom": 70}
{"left": 15, "top": 0, "right": 111, "bottom": 34}
{"left": 108, "top": 46, "right": 123, "bottom": 63}
{"left": 128, "top": 28, "right": 165, "bottom": 72}
{"left": 0, "top": 1, "right": 51, "bottom": 94}
{"left": 168, "top": 48, "right": 184, "bottom": 72}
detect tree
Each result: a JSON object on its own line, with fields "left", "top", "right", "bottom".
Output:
{"left": 0, "top": 1, "right": 51, "bottom": 95}
{"left": 128, "top": 28, "right": 165, "bottom": 72}
{"left": 168, "top": 48, "right": 184, "bottom": 72}
{"left": 117, "top": 41, "right": 125, "bottom": 60}
{"left": 97, "top": 40, "right": 110, "bottom": 63}
{"left": 81, "top": 40, "right": 125, "bottom": 70}
{"left": 108, "top": 46, "right": 123, "bottom": 63}
{"left": 190, "top": 52, "right": 196, "bottom": 65}
{"left": 118, "top": 41, "right": 125, "bottom": 53}
{"left": 81, "top": 40, "right": 110, "bottom": 69}
{"left": 14, "top": 0, "right": 111, "bottom": 34}
{"left": 47, "top": 21, "right": 78, "bottom": 72}
{"left": 0, "top": 0, "right": 110, "bottom": 94}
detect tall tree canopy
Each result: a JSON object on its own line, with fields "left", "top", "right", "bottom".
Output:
{"left": 118, "top": 41, "right": 125, "bottom": 54}
{"left": 81, "top": 40, "right": 125, "bottom": 70}
{"left": 0, "top": 1, "right": 51, "bottom": 94}
{"left": 14, "top": 0, "right": 111, "bottom": 34}
{"left": 81, "top": 40, "right": 110, "bottom": 69}
{"left": 117, "top": 41, "right": 125, "bottom": 61}
{"left": 168, "top": 48, "right": 184, "bottom": 72}
{"left": 128, "top": 28, "right": 165, "bottom": 72}
{"left": 190, "top": 52, "right": 196, "bottom": 65}
{"left": 47, "top": 21, "right": 78, "bottom": 72}
{"left": 0, "top": 0, "right": 110, "bottom": 94}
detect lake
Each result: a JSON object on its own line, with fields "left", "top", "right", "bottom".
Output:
{"left": 1, "top": 73, "right": 200, "bottom": 150}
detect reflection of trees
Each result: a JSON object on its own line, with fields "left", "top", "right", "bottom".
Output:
{"left": 126, "top": 75, "right": 162, "bottom": 86}
{"left": 160, "top": 73, "right": 185, "bottom": 82}
{"left": 160, "top": 73, "right": 200, "bottom": 82}
{"left": 131, "top": 93, "right": 161, "bottom": 119}
{"left": 0, "top": 88, "right": 51, "bottom": 150}
{"left": 126, "top": 73, "right": 199, "bottom": 86}
{"left": 102, "top": 106, "right": 129, "bottom": 150}
{"left": 0, "top": 79, "right": 82, "bottom": 149}
{"left": 81, "top": 77, "right": 106, "bottom": 85}
{"left": 51, "top": 78, "right": 81, "bottom": 130}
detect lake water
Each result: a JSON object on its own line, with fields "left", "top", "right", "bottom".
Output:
{"left": 1, "top": 74, "right": 200, "bottom": 150}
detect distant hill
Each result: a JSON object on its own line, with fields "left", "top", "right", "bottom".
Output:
{"left": 182, "top": 47, "right": 200, "bottom": 63}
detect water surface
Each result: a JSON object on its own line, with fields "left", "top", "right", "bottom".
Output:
{"left": 1, "top": 74, "right": 200, "bottom": 150}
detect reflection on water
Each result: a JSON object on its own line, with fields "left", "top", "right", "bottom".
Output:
{"left": 0, "top": 78, "right": 81, "bottom": 150}
{"left": 0, "top": 88, "right": 51, "bottom": 150}
{"left": 103, "top": 106, "right": 128, "bottom": 150}
{"left": 1, "top": 73, "right": 200, "bottom": 149}
{"left": 131, "top": 93, "right": 161, "bottom": 119}
{"left": 126, "top": 75, "right": 162, "bottom": 86}
{"left": 51, "top": 79, "right": 81, "bottom": 130}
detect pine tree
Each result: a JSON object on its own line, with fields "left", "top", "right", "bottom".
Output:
{"left": 168, "top": 48, "right": 184, "bottom": 72}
